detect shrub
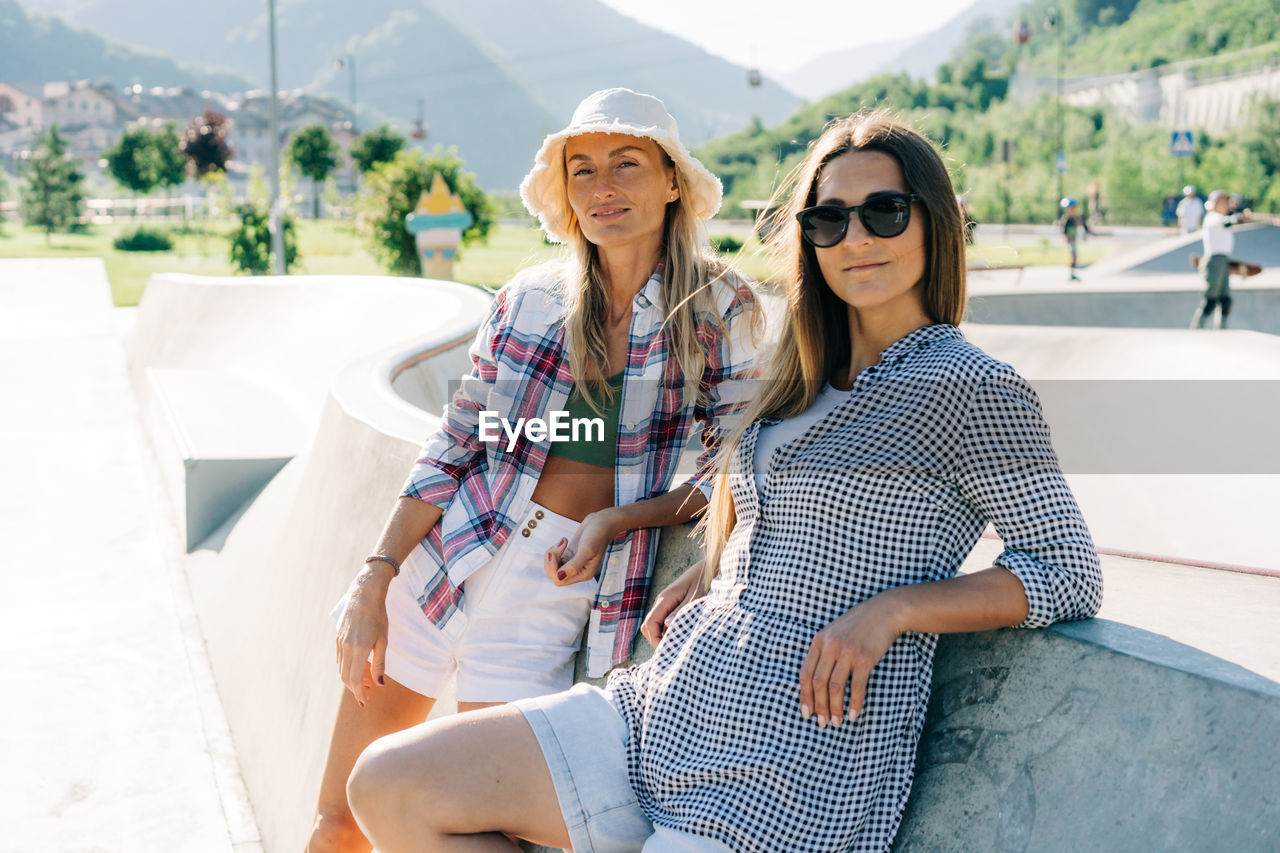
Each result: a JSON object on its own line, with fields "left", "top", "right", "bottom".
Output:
{"left": 228, "top": 203, "right": 297, "bottom": 274}
{"left": 112, "top": 226, "right": 174, "bottom": 252}
{"left": 709, "top": 234, "right": 744, "bottom": 255}
{"left": 359, "top": 147, "right": 492, "bottom": 275}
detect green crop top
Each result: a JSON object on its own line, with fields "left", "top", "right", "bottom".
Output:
{"left": 546, "top": 370, "right": 624, "bottom": 468}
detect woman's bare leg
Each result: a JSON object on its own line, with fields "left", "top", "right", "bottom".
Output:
{"left": 306, "top": 668, "right": 436, "bottom": 853}
{"left": 347, "top": 703, "right": 570, "bottom": 853}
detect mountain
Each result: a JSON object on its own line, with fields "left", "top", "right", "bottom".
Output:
{"left": 0, "top": 0, "right": 253, "bottom": 93}
{"left": 761, "top": 0, "right": 1026, "bottom": 103}
{"left": 430, "top": 0, "right": 799, "bottom": 143}
{"left": 775, "top": 36, "right": 915, "bottom": 102}
{"left": 871, "top": 0, "right": 1026, "bottom": 81}
{"left": 17, "top": 0, "right": 800, "bottom": 189}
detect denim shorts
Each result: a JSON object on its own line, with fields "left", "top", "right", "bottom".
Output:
{"left": 513, "top": 683, "right": 733, "bottom": 853}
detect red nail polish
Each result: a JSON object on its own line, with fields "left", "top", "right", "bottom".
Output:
{"left": 557, "top": 571, "right": 567, "bottom": 581}
{"left": 377, "top": 675, "right": 385, "bottom": 686}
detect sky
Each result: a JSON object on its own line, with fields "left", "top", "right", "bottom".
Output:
{"left": 596, "top": 0, "right": 979, "bottom": 72}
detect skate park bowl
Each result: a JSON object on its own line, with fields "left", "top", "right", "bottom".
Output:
{"left": 125, "top": 273, "right": 1280, "bottom": 852}
{"left": 967, "top": 222, "right": 1280, "bottom": 334}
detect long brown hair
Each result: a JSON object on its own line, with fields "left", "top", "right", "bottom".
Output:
{"left": 698, "top": 111, "right": 966, "bottom": 589}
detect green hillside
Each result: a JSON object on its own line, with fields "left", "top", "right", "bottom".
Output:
{"left": 696, "top": 0, "right": 1280, "bottom": 225}
{"left": 1014, "top": 0, "right": 1280, "bottom": 75}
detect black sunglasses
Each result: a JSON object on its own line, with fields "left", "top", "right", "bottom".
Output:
{"left": 796, "top": 193, "right": 922, "bottom": 247}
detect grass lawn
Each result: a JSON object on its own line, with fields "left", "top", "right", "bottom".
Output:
{"left": 968, "top": 239, "right": 1107, "bottom": 269}
{"left": 0, "top": 218, "right": 387, "bottom": 306}
{"left": 0, "top": 219, "right": 1109, "bottom": 306}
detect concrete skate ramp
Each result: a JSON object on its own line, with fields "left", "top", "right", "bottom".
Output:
{"left": 127, "top": 276, "right": 1280, "bottom": 851}
{"left": 1100, "top": 222, "right": 1280, "bottom": 275}
{"left": 967, "top": 274, "right": 1280, "bottom": 335}
{"left": 128, "top": 274, "right": 487, "bottom": 550}
{"left": 126, "top": 274, "right": 489, "bottom": 853}
{"left": 966, "top": 223, "right": 1280, "bottom": 334}
{"left": 967, "top": 324, "right": 1280, "bottom": 570}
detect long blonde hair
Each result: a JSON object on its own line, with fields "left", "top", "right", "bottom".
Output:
{"left": 562, "top": 149, "right": 733, "bottom": 411}
{"left": 697, "top": 111, "right": 967, "bottom": 590}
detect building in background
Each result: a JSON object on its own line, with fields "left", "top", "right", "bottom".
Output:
{"left": 0, "top": 79, "right": 354, "bottom": 194}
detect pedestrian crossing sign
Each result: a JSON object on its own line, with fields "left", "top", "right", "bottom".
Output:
{"left": 1171, "top": 131, "right": 1195, "bottom": 157}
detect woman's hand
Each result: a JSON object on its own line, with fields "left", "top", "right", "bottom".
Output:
{"left": 334, "top": 562, "right": 397, "bottom": 707}
{"left": 640, "top": 559, "right": 705, "bottom": 648}
{"left": 544, "top": 508, "right": 622, "bottom": 586}
{"left": 798, "top": 592, "right": 906, "bottom": 728}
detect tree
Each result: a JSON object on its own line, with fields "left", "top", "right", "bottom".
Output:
{"left": 153, "top": 124, "right": 187, "bottom": 194}
{"left": 359, "top": 146, "right": 493, "bottom": 276}
{"left": 287, "top": 123, "right": 339, "bottom": 219}
{"left": 228, "top": 203, "right": 297, "bottom": 274}
{"left": 19, "top": 126, "right": 84, "bottom": 243}
{"left": 181, "top": 109, "right": 232, "bottom": 177}
{"left": 350, "top": 123, "right": 406, "bottom": 174}
{"left": 104, "top": 124, "right": 186, "bottom": 198}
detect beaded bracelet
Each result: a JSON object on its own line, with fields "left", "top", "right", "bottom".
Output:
{"left": 364, "top": 554, "right": 401, "bottom": 576}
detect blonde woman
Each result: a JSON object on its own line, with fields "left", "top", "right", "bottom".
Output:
{"left": 308, "top": 89, "right": 759, "bottom": 853}
{"left": 341, "top": 113, "right": 1101, "bottom": 852}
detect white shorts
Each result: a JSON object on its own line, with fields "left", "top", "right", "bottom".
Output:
{"left": 335, "top": 503, "right": 595, "bottom": 703}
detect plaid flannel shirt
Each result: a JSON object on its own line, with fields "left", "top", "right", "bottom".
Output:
{"left": 401, "top": 263, "right": 759, "bottom": 677}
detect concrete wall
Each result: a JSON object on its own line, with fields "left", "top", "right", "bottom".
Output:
{"left": 968, "top": 287, "right": 1280, "bottom": 334}
{"left": 127, "top": 274, "right": 490, "bottom": 853}
{"left": 896, "top": 621, "right": 1280, "bottom": 851}
{"left": 547, "top": 543, "right": 1280, "bottom": 853}
{"left": 126, "top": 273, "right": 489, "bottom": 427}
{"left": 1016, "top": 63, "right": 1280, "bottom": 131}
{"left": 183, "top": 376, "right": 423, "bottom": 853}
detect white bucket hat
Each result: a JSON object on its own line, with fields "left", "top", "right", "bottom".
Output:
{"left": 519, "top": 88, "right": 723, "bottom": 244}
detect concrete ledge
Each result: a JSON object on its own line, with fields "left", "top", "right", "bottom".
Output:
{"left": 147, "top": 367, "right": 307, "bottom": 549}
{"left": 124, "top": 274, "right": 491, "bottom": 853}
{"left": 967, "top": 286, "right": 1280, "bottom": 335}
{"left": 898, "top": 621, "right": 1280, "bottom": 851}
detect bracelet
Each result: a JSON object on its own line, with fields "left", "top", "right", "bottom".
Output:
{"left": 364, "top": 554, "right": 401, "bottom": 576}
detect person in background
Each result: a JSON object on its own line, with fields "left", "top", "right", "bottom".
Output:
{"left": 1192, "top": 189, "right": 1250, "bottom": 329}
{"left": 1177, "top": 185, "right": 1205, "bottom": 233}
{"left": 1087, "top": 180, "right": 1105, "bottom": 223}
{"left": 1059, "top": 197, "right": 1090, "bottom": 281}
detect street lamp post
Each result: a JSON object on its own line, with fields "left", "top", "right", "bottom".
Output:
{"left": 266, "top": 0, "right": 285, "bottom": 275}
{"left": 337, "top": 55, "right": 358, "bottom": 134}
{"left": 335, "top": 54, "right": 358, "bottom": 194}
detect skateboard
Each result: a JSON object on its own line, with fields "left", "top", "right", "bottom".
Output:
{"left": 1190, "top": 254, "right": 1264, "bottom": 277}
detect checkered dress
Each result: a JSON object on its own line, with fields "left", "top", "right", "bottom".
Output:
{"left": 607, "top": 324, "right": 1102, "bottom": 851}
{"left": 401, "top": 263, "right": 759, "bottom": 677}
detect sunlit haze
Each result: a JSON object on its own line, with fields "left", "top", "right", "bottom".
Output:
{"left": 597, "top": 0, "right": 978, "bottom": 72}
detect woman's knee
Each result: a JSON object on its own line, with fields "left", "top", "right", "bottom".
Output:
{"left": 348, "top": 724, "right": 464, "bottom": 836}
{"left": 348, "top": 734, "right": 415, "bottom": 827}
